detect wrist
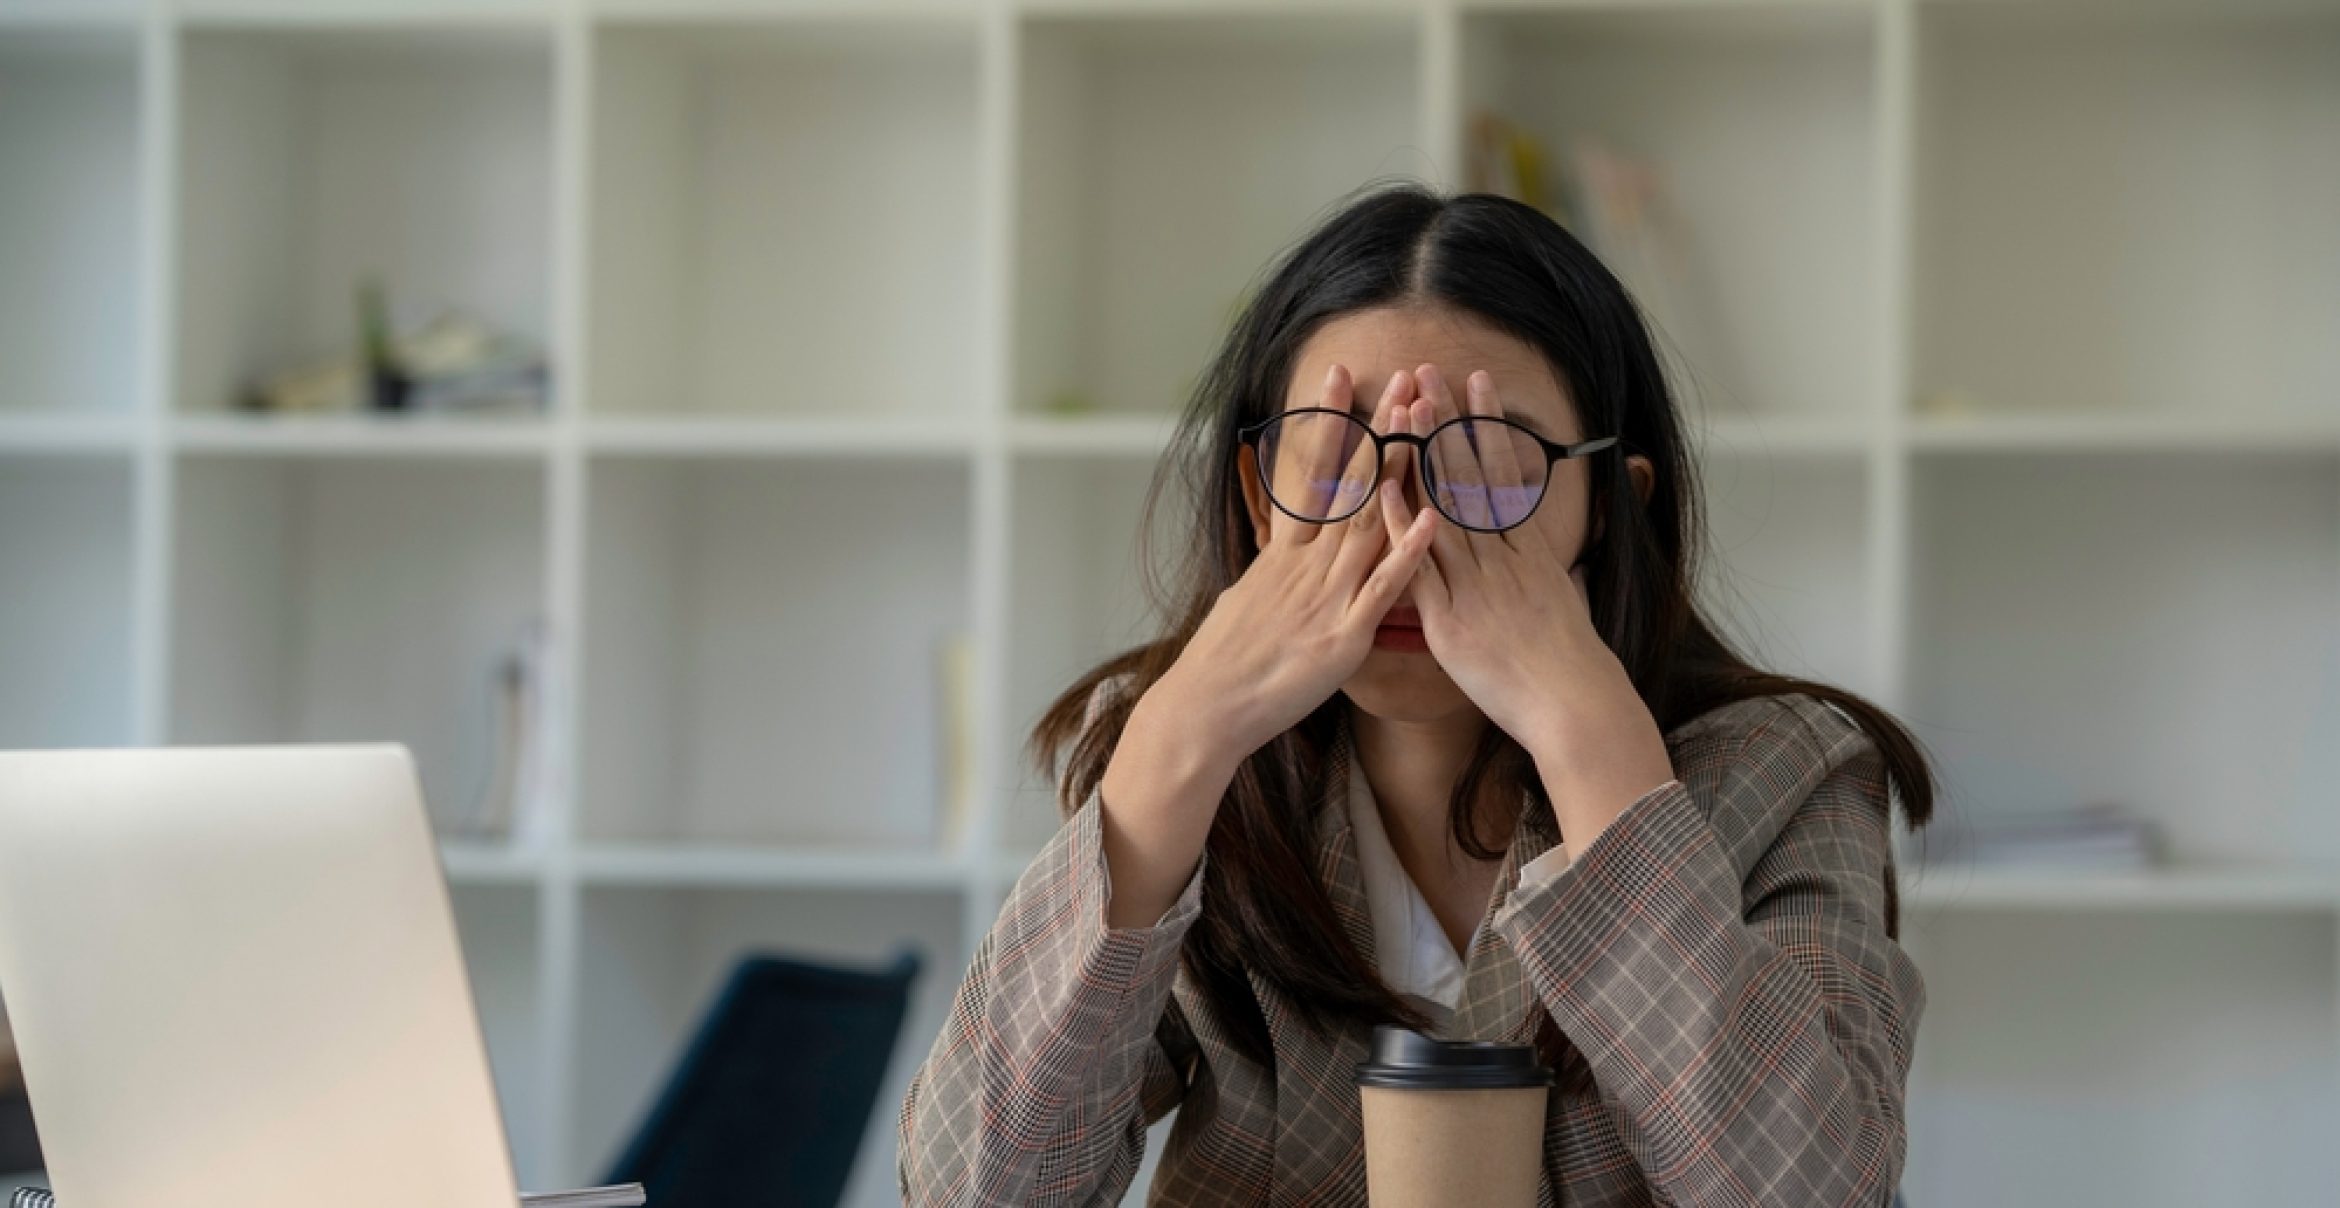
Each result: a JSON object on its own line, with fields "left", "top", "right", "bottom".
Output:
{"left": 1519, "top": 709, "right": 1586, "bottom": 774}
{"left": 1127, "top": 682, "right": 1250, "bottom": 790}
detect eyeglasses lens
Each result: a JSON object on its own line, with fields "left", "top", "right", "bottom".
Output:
{"left": 1256, "top": 411, "right": 1378, "bottom": 522}
{"left": 1425, "top": 419, "right": 1548, "bottom": 530}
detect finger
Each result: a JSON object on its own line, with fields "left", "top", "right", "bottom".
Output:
{"left": 1377, "top": 451, "right": 1416, "bottom": 550}
{"left": 1401, "top": 485, "right": 1453, "bottom": 617}
{"left": 1418, "top": 365, "right": 1491, "bottom": 531}
{"left": 1349, "top": 502, "right": 1438, "bottom": 631}
{"left": 1410, "top": 396, "right": 1477, "bottom": 575}
{"left": 1466, "top": 370, "right": 1538, "bottom": 535}
{"left": 1327, "top": 367, "right": 1401, "bottom": 530}
{"left": 1325, "top": 371, "right": 1416, "bottom": 565}
{"left": 1420, "top": 369, "right": 1521, "bottom": 562}
{"left": 1374, "top": 365, "right": 1416, "bottom": 484}
{"left": 1281, "top": 363, "right": 1353, "bottom": 545}
{"left": 1327, "top": 469, "right": 1398, "bottom": 594}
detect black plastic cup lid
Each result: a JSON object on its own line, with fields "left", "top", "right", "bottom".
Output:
{"left": 1355, "top": 1025, "right": 1554, "bottom": 1090}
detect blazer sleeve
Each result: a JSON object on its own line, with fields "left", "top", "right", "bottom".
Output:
{"left": 1491, "top": 710, "right": 1924, "bottom": 1207}
{"left": 897, "top": 776, "right": 1207, "bottom": 1207}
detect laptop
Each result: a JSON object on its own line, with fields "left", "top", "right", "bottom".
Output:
{"left": 0, "top": 744, "right": 529, "bottom": 1208}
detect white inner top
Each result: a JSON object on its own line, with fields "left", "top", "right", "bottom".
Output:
{"left": 1345, "top": 752, "right": 1573, "bottom": 1027}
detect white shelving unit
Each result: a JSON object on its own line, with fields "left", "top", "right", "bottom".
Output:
{"left": 0, "top": 0, "right": 2332, "bottom": 1203}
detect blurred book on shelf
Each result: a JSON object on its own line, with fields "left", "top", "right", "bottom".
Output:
{"left": 936, "top": 630, "right": 975, "bottom": 851}
{"left": 1907, "top": 802, "right": 2164, "bottom": 873}
{"left": 1466, "top": 111, "right": 1728, "bottom": 408}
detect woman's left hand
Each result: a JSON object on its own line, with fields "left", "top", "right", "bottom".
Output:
{"left": 1379, "top": 364, "right": 1677, "bottom": 859}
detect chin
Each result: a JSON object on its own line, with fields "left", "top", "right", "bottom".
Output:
{"left": 1341, "top": 649, "right": 1477, "bottom": 723}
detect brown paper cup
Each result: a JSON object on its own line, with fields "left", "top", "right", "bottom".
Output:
{"left": 1355, "top": 1026, "right": 1551, "bottom": 1208}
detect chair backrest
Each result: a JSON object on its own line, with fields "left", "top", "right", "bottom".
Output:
{"left": 603, "top": 947, "right": 922, "bottom": 1208}
{"left": 0, "top": 1085, "right": 37, "bottom": 1175}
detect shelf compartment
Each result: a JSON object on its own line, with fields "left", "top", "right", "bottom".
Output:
{"left": 174, "top": 21, "right": 555, "bottom": 414}
{"left": 1899, "top": 862, "right": 2340, "bottom": 914}
{"left": 1911, "top": 2, "right": 2340, "bottom": 421}
{"left": 1001, "top": 452, "right": 1184, "bottom": 853}
{"left": 0, "top": 454, "right": 137, "bottom": 750}
{"left": 1900, "top": 910, "right": 2339, "bottom": 1203}
{"left": 1906, "top": 453, "right": 2340, "bottom": 870}
{"left": 1459, "top": 2, "right": 1879, "bottom": 421}
{"left": 0, "top": 24, "right": 143, "bottom": 416}
{"left": 580, "top": 455, "right": 973, "bottom": 847}
{"left": 440, "top": 837, "right": 549, "bottom": 886}
{"left": 176, "top": 1, "right": 556, "bottom": 22}
{"left": 1910, "top": 410, "right": 2340, "bottom": 457}
{"left": 575, "top": 843, "right": 970, "bottom": 892}
{"left": 168, "top": 455, "right": 550, "bottom": 834}
{"left": 1013, "top": 11, "right": 1425, "bottom": 419}
{"left": 171, "top": 411, "right": 553, "bottom": 458}
{"left": 1693, "top": 411, "right": 1876, "bottom": 459}
{"left": 1007, "top": 412, "right": 1180, "bottom": 458}
{"left": 587, "top": 16, "right": 982, "bottom": 419}
{"left": 568, "top": 885, "right": 963, "bottom": 1206}
{"left": 582, "top": 415, "right": 977, "bottom": 459}
{"left": 450, "top": 883, "right": 547, "bottom": 1190}
{"left": 0, "top": 412, "right": 139, "bottom": 453}
{"left": 1693, "top": 450, "right": 1877, "bottom": 695}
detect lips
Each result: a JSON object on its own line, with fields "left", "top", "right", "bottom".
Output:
{"left": 1372, "top": 608, "right": 1430, "bottom": 652}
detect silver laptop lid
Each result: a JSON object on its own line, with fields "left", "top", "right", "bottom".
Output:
{"left": 0, "top": 744, "right": 517, "bottom": 1208}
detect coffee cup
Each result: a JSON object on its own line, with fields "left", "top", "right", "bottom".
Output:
{"left": 1354, "top": 1025, "right": 1552, "bottom": 1207}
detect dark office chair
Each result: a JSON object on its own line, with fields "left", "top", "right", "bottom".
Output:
{"left": 0, "top": 1085, "right": 36, "bottom": 1175}
{"left": 603, "top": 947, "right": 923, "bottom": 1208}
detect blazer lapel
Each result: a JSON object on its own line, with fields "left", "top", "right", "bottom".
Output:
{"left": 1274, "top": 715, "right": 1572, "bottom": 1201}
{"left": 1315, "top": 711, "right": 1557, "bottom": 1044}
{"left": 1251, "top": 726, "right": 1374, "bottom": 1203}
{"left": 1314, "top": 715, "right": 1378, "bottom": 966}
{"left": 1446, "top": 798, "right": 1558, "bottom": 1043}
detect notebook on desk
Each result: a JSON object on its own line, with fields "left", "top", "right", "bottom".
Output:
{"left": 0, "top": 745, "right": 631, "bottom": 1208}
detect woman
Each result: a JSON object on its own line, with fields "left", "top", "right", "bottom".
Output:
{"left": 900, "top": 183, "right": 1933, "bottom": 1206}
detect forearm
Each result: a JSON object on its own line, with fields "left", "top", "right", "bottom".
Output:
{"left": 1524, "top": 703, "right": 1675, "bottom": 865}
{"left": 1096, "top": 686, "right": 1242, "bottom": 930}
{"left": 899, "top": 787, "right": 1205, "bottom": 1207}
{"left": 1497, "top": 779, "right": 1921, "bottom": 1206}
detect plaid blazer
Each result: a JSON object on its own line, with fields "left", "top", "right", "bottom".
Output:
{"left": 900, "top": 688, "right": 1923, "bottom": 1206}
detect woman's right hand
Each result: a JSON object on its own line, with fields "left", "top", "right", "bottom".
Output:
{"left": 1096, "top": 364, "right": 1436, "bottom": 929}
{"left": 1152, "top": 363, "right": 1439, "bottom": 766}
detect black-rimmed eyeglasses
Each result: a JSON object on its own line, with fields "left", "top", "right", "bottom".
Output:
{"left": 1237, "top": 408, "right": 1618, "bottom": 534}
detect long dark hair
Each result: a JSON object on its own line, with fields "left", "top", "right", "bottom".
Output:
{"left": 1028, "top": 181, "right": 1937, "bottom": 1071}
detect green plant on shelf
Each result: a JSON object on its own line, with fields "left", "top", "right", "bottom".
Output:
{"left": 1040, "top": 388, "right": 1097, "bottom": 415}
